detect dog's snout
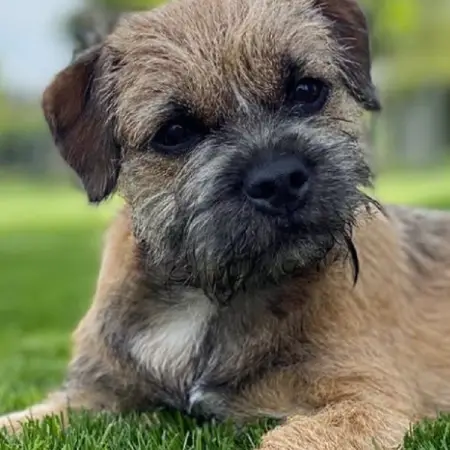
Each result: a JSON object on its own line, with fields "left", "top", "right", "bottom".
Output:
{"left": 244, "top": 156, "right": 309, "bottom": 214}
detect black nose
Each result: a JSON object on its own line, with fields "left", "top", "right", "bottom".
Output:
{"left": 244, "top": 156, "right": 309, "bottom": 214}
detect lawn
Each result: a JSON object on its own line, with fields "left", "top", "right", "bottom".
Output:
{"left": 1, "top": 168, "right": 450, "bottom": 449}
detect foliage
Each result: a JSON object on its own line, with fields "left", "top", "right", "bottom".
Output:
{"left": 92, "top": 0, "right": 165, "bottom": 11}
{"left": 363, "top": 0, "right": 450, "bottom": 72}
{"left": 0, "top": 93, "right": 52, "bottom": 173}
{"left": 0, "top": 94, "right": 43, "bottom": 135}
{"left": 362, "top": 0, "right": 423, "bottom": 55}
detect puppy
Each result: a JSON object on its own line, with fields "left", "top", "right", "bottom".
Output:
{"left": 3, "top": 0, "right": 450, "bottom": 448}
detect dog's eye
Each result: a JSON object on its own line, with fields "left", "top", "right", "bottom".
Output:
{"left": 160, "top": 123, "right": 189, "bottom": 147}
{"left": 293, "top": 78, "right": 329, "bottom": 114}
{"left": 151, "top": 120, "right": 202, "bottom": 154}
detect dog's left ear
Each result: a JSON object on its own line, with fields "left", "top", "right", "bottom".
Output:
{"left": 314, "top": 0, "right": 381, "bottom": 111}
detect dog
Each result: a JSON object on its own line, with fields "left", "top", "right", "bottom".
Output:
{"left": 2, "top": 0, "right": 450, "bottom": 448}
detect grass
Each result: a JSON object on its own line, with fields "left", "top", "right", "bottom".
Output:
{"left": 1, "top": 168, "right": 450, "bottom": 449}
{"left": 0, "top": 412, "right": 275, "bottom": 450}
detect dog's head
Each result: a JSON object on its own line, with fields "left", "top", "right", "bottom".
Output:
{"left": 42, "top": 0, "right": 380, "bottom": 300}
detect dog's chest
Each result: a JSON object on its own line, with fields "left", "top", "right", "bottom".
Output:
{"left": 128, "top": 291, "right": 222, "bottom": 412}
{"left": 129, "top": 291, "right": 213, "bottom": 376}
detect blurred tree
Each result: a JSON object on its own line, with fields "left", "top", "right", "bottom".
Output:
{"left": 364, "top": 0, "right": 450, "bottom": 91}
{"left": 0, "top": 91, "right": 52, "bottom": 174}
{"left": 65, "top": 0, "right": 164, "bottom": 52}
{"left": 67, "top": 9, "right": 119, "bottom": 53}
{"left": 362, "top": 0, "right": 450, "bottom": 168}
{"left": 91, "top": 0, "right": 163, "bottom": 11}
{"left": 362, "top": 0, "right": 422, "bottom": 56}
{"left": 363, "top": 0, "right": 450, "bottom": 60}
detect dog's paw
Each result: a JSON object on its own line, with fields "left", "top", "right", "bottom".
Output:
{"left": 0, "top": 403, "right": 67, "bottom": 434}
{"left": 0, "top": 412, "right": 28, "bottom": 434}
{"left": 258, "top": 427, "right": 303, "bottom": 450}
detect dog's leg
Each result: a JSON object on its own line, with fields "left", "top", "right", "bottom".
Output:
{"left": 0, "top": 390, "right": 101, "bottom": 434}
{"left": 259, "top": 400, "right": 412, "bottom": 450}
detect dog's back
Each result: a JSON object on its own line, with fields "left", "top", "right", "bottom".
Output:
{"left": 387, "top": 204, "right": 450, "bottom": 415}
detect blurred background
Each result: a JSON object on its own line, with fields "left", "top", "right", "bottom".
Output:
{"left": 2, "top": 0, "right": 450, "bottom": 204}
{"left": 0, "top": 0, "right": 450, "bottom": 412}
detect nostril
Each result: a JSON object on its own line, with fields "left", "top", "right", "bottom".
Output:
{"left": 289, "top": 170, "right": 308, "bottom": 189}
{"left": 244, "top": 156, "right": 310, "bottom": 214}
{"left": 248, "top": 179, "right": 276, "bottom": 200}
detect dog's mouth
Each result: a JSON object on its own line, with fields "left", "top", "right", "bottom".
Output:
{"left": 135, "top": 188, "right": 372, "bottom": 303}
{"left": 148, "top": 206, "right": 354, "bottom": 302}
{"left": 134, "top": 178, "right": 376, "bottom": 303}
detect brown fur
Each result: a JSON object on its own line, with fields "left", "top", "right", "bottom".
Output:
{"left": 2, "top": 0, "right": 450, "bottom": 449}
{"left": 5, "top": 206, "right": 450, "bottom": 448}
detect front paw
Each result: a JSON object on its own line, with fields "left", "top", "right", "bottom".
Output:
{"left": 0, "top": 403, "right": 66, "bottom": 434}
{"left": 0, "top": 412, "right": 28, "bottom": 434}
{"left": 259, "top": 427, "right": 306, "bottom": 450}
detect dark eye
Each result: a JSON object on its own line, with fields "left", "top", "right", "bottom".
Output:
{"left": 293, "top": 78, "right": 329, "bottom": 115}
{"left": 151, "top": 119, "right": 203, "bottom": 154}
{"left": 159, "top": 123, "right": 188, "bottom": 146}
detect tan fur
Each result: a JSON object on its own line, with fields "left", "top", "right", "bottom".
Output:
{"left": 4, "top": 206, "right": 450, "bottom": 448}
{"left": 2, "top": 0, "right": 450, "bottom": 449}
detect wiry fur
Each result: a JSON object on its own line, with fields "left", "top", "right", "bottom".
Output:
{"left": 126, "top": 115, "right": 373, "bottom": 301}
{"left": 3, "top": 1, "right": 450, "bottom": 450}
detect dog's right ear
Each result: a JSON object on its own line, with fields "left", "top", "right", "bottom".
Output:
{"left": 42, "top": 45, "right": 121, "bottom": 203}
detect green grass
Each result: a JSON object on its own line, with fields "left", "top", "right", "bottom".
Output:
{"left": 0, "top": 412, "right": 275, "bottom": 450}
{"left": 0, "top": 168, "right": 450, "bottom": 449}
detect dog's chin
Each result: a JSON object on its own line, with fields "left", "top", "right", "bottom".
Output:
{"left": 136, "top": 198, "right": 360, "bottom": 303}
{"left": 186, "top": 241, "right": 334, "bottom": 303}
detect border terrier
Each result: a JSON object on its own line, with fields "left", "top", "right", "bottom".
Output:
{"left": 3, "top": 0, "right": 450, "bottom": 448}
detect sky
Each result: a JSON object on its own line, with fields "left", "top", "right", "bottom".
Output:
{"left": 0, "top": 0, "right": 83, "bottom": 97}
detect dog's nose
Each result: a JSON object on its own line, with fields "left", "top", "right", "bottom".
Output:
{"left": 244, "top": 156, "right": 309, "bottom": 214}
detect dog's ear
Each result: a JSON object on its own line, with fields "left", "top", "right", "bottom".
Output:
{"left": 313, "top": 0, "right": 381, "bottom": 111}
{"left": 42, "top": 45, "right": 121, "bottom": 203}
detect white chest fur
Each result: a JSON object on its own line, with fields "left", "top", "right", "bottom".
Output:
{"left": 128, "top": 290, "right": 216, "bottom": 381}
